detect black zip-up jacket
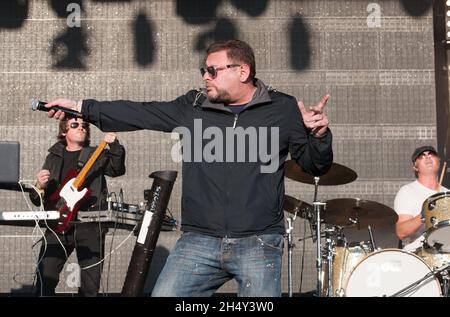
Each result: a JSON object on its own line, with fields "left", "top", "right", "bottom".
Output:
{"left": 81, "top": 79, "right": 332, "bottom": 237}
{"left": 29, "top": 140, "right": 126, "bottom": 211}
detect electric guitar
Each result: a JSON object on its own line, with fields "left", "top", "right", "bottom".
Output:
{"left": 45, "top": 141, "right": 107, "bottom": 234}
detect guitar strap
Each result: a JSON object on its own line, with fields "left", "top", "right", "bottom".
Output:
{"left": 76, "top": 147, "right": 92, "bottom": 172}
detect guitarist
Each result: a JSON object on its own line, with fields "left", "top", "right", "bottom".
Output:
{"left": 29, "top": 117, "right": 126, "bottom": 296}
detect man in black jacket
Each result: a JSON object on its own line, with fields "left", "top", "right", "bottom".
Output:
{"left": 45, "top": 39, "right": 332, "bottom": 296}
{"left": 30, "top": 117, "right": 126, "bottom": 296}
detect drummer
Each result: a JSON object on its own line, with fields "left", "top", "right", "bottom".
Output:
{"left": 394, "top": 146, "right": 448, "bottom": 252}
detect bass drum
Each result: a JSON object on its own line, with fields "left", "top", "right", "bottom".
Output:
{"left": 344, "top": 249, "right": 442, "bottom": 297}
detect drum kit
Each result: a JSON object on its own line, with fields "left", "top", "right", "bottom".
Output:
{"left": 283, "top": 160, "right": 450, "bottom": 297}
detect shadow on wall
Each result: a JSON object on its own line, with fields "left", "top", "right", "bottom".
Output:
{"left": 0, "top": 0, "right": 435, "bottom": 70}
{"left": 196, "top": 18, "right": 239, "bottom": 52}
{"left": 400, "top": 0, "right": 432, "bottom": 17}
{"left": 229, "top": 0, "right": 268, "bottom": 17}
{"left": 143, "top": 245, "right": 170, "bottom": 295}
{"left": 290, "top": 14, "right": 311, "bottom": 71}
{"left": 50, "top": 0, "right": 156, "bottom": 69}
{"left": 0, "top": 0, "right": 28, "bottom": 28}
{"left": 133, "top": 11, "right": 156, "bottom": 67}
{"left": 176, "top": 0, "right": 310, "bottom": 70}
{"left": 51, "top": 27, "right": 90, "bottom": 69}
{"left": 176, "top": 0, "right": 221, "bottom": 25}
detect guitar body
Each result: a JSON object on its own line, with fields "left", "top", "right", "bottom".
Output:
{"left": 55, "top": 177, "right": 91, "bottom": 234}
{"left": 44, "top": 169, "right": 77, "bottom": 211}
{"left": 45, "top": 169, "right": 91, "bottom": 234}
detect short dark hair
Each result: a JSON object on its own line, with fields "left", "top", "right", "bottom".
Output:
{"left": 206, "top": 39, "right": 256, "bottom": 80}
{"left": 57, "top": 118, "right": 90, "bottom": 147}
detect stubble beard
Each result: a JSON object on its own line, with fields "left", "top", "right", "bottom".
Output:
{"left": 207, "top": 87, "right": 233, "bottom": 104}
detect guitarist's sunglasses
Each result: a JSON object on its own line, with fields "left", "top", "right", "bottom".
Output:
{"left": 69, "top": 122, "right": 89, "bottom": 129}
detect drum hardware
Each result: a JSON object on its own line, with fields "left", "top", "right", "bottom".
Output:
{"left": 284, "top": 160, "right": 358, "bottom": 297}
{"left": 298, "top": 234, "right": 326, "bottom": 242}
{"left": 286, "top": 215, "right": 296, "bottom": 297}
{"left": 413, "top": 245, "right": 450, "bottom": 296}
{"left": 325, "top": 229, "right": 334, "bottom": 296}
{"left": 313, "top": 184, "right": 326, "bottom": 296}
{"left": 283, "top": 195, "right": 313, "bottom": 297}
{"left": 367, "top": 225, "right": 377, "bottom": 251}
{"left": 441, "top": 271, "right": 450, "bottom": 297}
{"left": 388, "top": 262, "right": 450, "bottom": 297}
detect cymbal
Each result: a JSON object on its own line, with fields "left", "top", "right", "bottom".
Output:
{"left": 324, "top": 198, "right": 398, "bottom": 229}
{"left": 283, "top": 195, "right": 312, "bottom": 216}
{"left": 284, "top": 160, "right": 357, "bottom": 186}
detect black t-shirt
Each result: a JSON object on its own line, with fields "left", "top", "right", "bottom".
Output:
{"left": 225, "top": 103, "right": 247, "bottom": 115}
{"left": 60, "top": 149, "right": 81, "bottom": 184}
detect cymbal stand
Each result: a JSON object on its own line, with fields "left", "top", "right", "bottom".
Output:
{"left": 286, "top": 211, "right": 297, "bottom": 297}
{"left": 322, "top": 226, "right": 344, "bottom": 297}
{"left": 367, "top": 225, "right": 377, "bottom": 251}
{"left": 313, "top": 176, "right": 326, "bottom": 296}
{"left": 325, "top": 229, "right": 334, "bottom": 297}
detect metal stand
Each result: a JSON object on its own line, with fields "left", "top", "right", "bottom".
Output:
{"left": 312, "top": 176, "right": 326, "bottom": 296}
{"left": 325, "top": 231, "right": 333, "bottom": 296}
{"left": 442, "top": 271, "right": 450, "bottom": 297}
{"left": 388, "top": 263, "right": 450, "bottom": 297}
{"left": 286, "top": 216, "right": 295, "bottom": 297}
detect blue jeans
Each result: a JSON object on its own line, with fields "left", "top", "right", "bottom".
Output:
{"left": 151, "top": 232, "right": 284, "bottom": 297}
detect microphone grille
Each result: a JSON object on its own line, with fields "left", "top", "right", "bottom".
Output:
{"left": 30, "top": 98, "right": 39, "bottom": 111}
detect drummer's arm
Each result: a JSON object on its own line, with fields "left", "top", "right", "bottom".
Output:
{"left": 395, "top": 214, "right": 423, "bottom": 240}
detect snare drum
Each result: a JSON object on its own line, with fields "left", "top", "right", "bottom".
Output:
{"left": 422, "top": 192, "right": 450, "bottom": 252}
{"left": 344, "top": 249, "right": 442, "bottom": 297}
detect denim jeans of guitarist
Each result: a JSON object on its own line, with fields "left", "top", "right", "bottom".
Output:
{"left": 152, "top": 231, "right": 284, "bottom": 297}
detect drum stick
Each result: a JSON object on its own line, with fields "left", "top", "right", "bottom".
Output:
{"left": 439, "top": 161, "right": 447, "bottom": 186}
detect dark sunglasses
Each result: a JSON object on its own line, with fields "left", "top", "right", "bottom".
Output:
{"left": 418, "top": 151, "right": 437, "bottom": 159}
{"left": 200, "top": 64, "right": 241, "bottom": 79}
{"left": 69, "top": 122, "right": 89, "bottom": 129}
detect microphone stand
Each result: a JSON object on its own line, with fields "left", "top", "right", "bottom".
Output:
{"left": 286, "top": 213, "right": 296, "bottom": 297}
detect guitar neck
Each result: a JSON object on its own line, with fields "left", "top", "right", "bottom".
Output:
{"left": 73, "top": 140, "right": 107, "bottom": 189}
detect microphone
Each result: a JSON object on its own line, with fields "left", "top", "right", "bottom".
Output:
{"left": 30, "top": 98, "right": 83, "bottom": 118}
